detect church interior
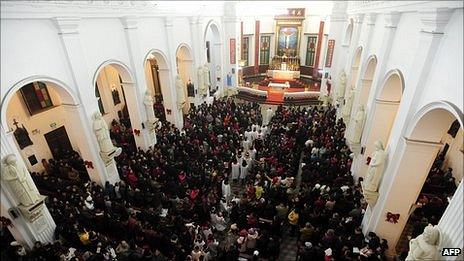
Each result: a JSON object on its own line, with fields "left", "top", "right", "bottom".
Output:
{"left": 0, "top": 1, "right": 462, "bottom": 260}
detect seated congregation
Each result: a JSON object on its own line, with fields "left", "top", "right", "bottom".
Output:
{"left": 4, "top": 99, "right": 393, "bottom": 261}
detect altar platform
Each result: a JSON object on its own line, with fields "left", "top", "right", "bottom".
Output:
{"left": 267, "top": 70, "right": 300, "bottom": 81}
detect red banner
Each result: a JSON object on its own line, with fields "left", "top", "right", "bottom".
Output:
{"left": 254, "top": 20, "right": 260, "bottom": 74}
{"left": 325, "top": 39, "right": 335, "bottom": 68}
{"left": 230, "top": 38, "right": 236, "bottom": 64}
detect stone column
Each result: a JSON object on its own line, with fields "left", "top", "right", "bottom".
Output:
{"left": 0, "top": 125, "right": 56, "bottom": 248}
{"left": 120, "top": 16, "right": 156, "bottom": 150}
{"left": 222, "top": 2, "right": 239, "bottom": 96}
{"left": 53, "top": 17, "right": 119, "bottom": 185}
{"left": 352, "top": 11, "right": 401, "bottom": 180}
{"left": 164, "top": 17, "right": 183, "bottom": 129}
{"left": 188, "top": 16, "right": 201, "bottom": 106}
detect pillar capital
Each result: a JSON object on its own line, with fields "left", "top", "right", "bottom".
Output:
{"left": 352, "top": 13, "right": 365, "bottom": 24}
{"left": 419, "top": 8, "right": 453, "bottom": 34}
{"left": 53, "top": 16, "right": 81, "bottom": 35}
{"left": 164, "top": 17, "right": 173, "bottom": 27}
{"left": 121, "top": 16, "right": 138, "bottom": 30}
{"left": 384, "top": 11, "right": 401, "bottom": 28}
{"left": 366, "top": 13, "right": 378, "bottom": 26}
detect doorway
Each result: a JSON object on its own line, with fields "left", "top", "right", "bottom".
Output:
{"left": 44, "top": 126, "right": 73, "bottom": 159}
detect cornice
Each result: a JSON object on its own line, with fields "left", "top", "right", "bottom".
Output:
{"left": 419, "top": 8, "right": 453, "bottom": 34}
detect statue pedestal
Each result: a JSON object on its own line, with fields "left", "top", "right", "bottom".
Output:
{"left": 361, "top": 182, "right": 379, "bottom": 207}
{"left": 349, "top": 141, "right": 362, "bottom": 155}
{"left": 105, "top": 162, "right": 120, "bottom": 185}
{"left": 17, "top": 195, "right": 47, "bottom": 223}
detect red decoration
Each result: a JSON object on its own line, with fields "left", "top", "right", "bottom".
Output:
{"left": 0, "top": 216, "right": 13, "bottom": 227}
{"left": 325, "top": 39, "right": 335, "bottom": 67}
{"left": 386, "top": 212, "right": 400, "bottom": 223}
{"left": 230, "top": 38, "right": 236, "bottom": 64}
{"left": 366, "top": 156, "right": 371, "bottom": 165}
{"left": 84, "top": 161, "right": 94, "bottom": 169}
{"left": 134, "top": 129, "right": 141, "bottom": 136}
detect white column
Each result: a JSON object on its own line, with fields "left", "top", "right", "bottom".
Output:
{"left": 1, "top": 126, "right": 56, "bottom": 248}
{"left": 164, "top": 17, "right": 183, "bottom": 129}
{"left": 352, "top": 12, "right": 401, "bottom": 180}
{"left": 120, "top": 16, "right": 155, "bottom": 150}
{"left": 437, "top": 179, "right": 463, "bottom": 260}
{"left": 53, "top": 17, "right": 119, "bottom": 185}
{"left": 188, "top": 16, "right": 201, "bottom": 106}
{"left": 222, "top": 5, "right": 240, "bottom": 96}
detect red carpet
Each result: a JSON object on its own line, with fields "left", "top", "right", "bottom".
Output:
{"left": 267, "top": 91, "right": 284, "bottom": 103}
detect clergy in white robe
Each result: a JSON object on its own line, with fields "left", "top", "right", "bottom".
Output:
{"left": 222, "top": 178, "right": 231, "bottom": 202}
{"left": 231, "top": 161, "right": 240, "bottom": 181}
{"left": 240, "top": 160, "right": 249, "bottom": 182}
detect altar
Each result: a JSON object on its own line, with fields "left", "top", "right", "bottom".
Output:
{"left": 267, "top": 70, "right": 300, "bottom": 81}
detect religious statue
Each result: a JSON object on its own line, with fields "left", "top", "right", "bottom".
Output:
{"left": 143, "top": 90, "right": 157, "bottom": 133}
{"left": 203, "top": 63, "right": 211, "bottom": 91}
{"left": 406, "top": 224, "right": 440, "bottom": 261}
{"left": 349, "top": 105, "right": 366, "bottom": 144}
{"left": 187, "top": 79, "right": 195, "bottom": 97}
{"left": 342, "top": 89, "right": 355, "bottom": 123}
{"left": 335, "top": 71, "right": 347, "bottom": 102}
{"left": 1, "top": 154, "right": 41, "bottom": 207}
{"left": 197, "top": 66, "right": 206, "bottom": 95}
{"left": 92, "top": 112, "right": 122, "bottom": 163}
{"left": 363, "top": 141, "right": 386, "bottom": 192}
{"left": 176, "top": 74, "right": 186, "bottom": 110}
{"left": 12, "top": 120, "right": 33, "bottom": 150}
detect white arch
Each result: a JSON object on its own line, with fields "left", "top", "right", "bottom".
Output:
{"left": 176, "top": 43, "right": 193, "bottom": 60}
{"left": 93, "top": 59, "right": 135, "bottom": 86}
{"left": 203, "top": 19, "right": 222, "bottom": 45}
{"left": 343, "top": 19, "right": 354, "bottom": 46}
{"left": 1, "top": 76, "right": 79, "bottom": 128}
{"left": 404, "top": 101, "right": 463, "bottom": 141}
{"left": 143, "top": 49, "right": 170, "bottom": 70}
{"left": 376, "top": 69, "right": 405, "bottom": 102}
{"left": 361, "top": 55, "right": 378, "bottom": 80}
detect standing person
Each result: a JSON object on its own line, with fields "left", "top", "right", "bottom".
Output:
{"left": 231, "top": 159, "right": 240, "bottom": 182}
{"left": 240, "top": 159, "right": 248, "bottom": 185}
{"left": 222, "top": 178, "right": 231, "bottom": 202}
{"left": 288, "top": 208, "right": 299, "bottom": 237}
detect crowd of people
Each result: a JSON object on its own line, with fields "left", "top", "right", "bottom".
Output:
{"left": 3, "top": 98, "right": 395, "bottom": 261}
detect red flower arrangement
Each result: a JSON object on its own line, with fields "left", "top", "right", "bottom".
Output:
{"left": 386, "top": 212, "right": 400, "bottom": 223}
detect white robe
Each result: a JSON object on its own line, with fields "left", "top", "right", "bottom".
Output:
{"left": 231, "top": 162, "right": 240, "bottom": 180}
{"left": 240, "top": 164, "right": 248, "bottom": 179}
{"left": 222, "top": 181, "right": 231, "bottom": 200}
{"left": 243, "top": 139, "right": 252, "bottom": 151}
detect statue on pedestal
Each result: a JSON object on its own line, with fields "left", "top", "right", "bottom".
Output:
{"left": 143, "top": 90, "right": 157, "bottom": 133}
{"left": 197, "top": 66, "right": 207, "bottom": 95}
{"left": 406, "top": 224, "right": 440, "bottom": 261}
{"left": 92, "top": 112, "right": 122, "bottom": 164}
{"left": 362, "top": 140, "right": 386, "bottom": 206}
{"left": 1, "top": 154, "right": 41, "bottom": 207}
{"left": 349, "top": 105, "right": 366, "bottom": 144}
{"left": 335, "top": 71, "right": 347, "bottom": 102}
{"left": 202, "top": 63, "right": 211, "bottom": 92}
{"left": 176, "top": 74, "right": 186, "bottom": 110}
{"left": 364, "top": 141, "right": 386, "bottom": 192}
{"left": 342, "top": 89, "right": 354, "bottom": 123}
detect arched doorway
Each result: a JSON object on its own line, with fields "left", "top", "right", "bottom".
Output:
{"left": 204, "top": 20, "right": 223, "bottom": 97}
{"left": 372, "top": 103, "right": 463, "bottom": 255}
{"left": 144, "top": 50, "right": 174, "bottom": 124}
{"left": 343, "top": 20, "right": 354, "bottom": 46}
{"left": 356, "top": 70, "right": 404, "bottom": 179}
{"left": 94, "top": 62, "right": 137, "bottom": 153}
{"left": 176, "top": 44, "right": 194, "bottom": 114}
{"left": 349, "top": 47, "right": 363, "bottom": 91}
{"left": 2, "top": 78, "right": 104, "bottom": 184}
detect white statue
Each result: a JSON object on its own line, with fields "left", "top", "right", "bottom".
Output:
{"left": 197, "top": 66, "right": 207, "bottom": 95}
{"left": 342, "top": 89, "right": 354, "bottom": 123}
{"left": 176, "top": 74, "right": 186, "bottom": 110}
{"left": 349, "top": 105, "right": 366, "bottom": 144}
{"left": 406, "top": 224, "right": 440, "bottom": 261}
{"left": 92, "top": 112, "right": 122, "bottom": 162}
{"left": 203, "top": 63, "right": 211, "bottom": 89}
{"left": 335, "top": 71, "right": 347, "bottom": 101}
{"left": 363, "top": 141, "right": 386, "bottom": 192}
{"left": 1, "top": 154, "right": 41, "bottom": 206}
{"left": 143, "top": 90, "right": 157, "bottom": 132}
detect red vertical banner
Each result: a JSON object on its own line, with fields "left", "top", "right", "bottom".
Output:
{"left": 325, "top": 40, "right": 335, "bottom": 68}
{"left": 254, "top": 20, "right": 260, "bottom": 74}
{"left": 230, "top": 38, "right": 236, "bottom": 64}
{"left": 313, "top": 21, "right": 325, "bottom": 77}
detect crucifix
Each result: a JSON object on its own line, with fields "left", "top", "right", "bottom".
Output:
{"left": 12, "top": 119, "right": 34, "bottom": 149}
{"left": 13, "top": 119, "right": 20, "bottom": 129}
